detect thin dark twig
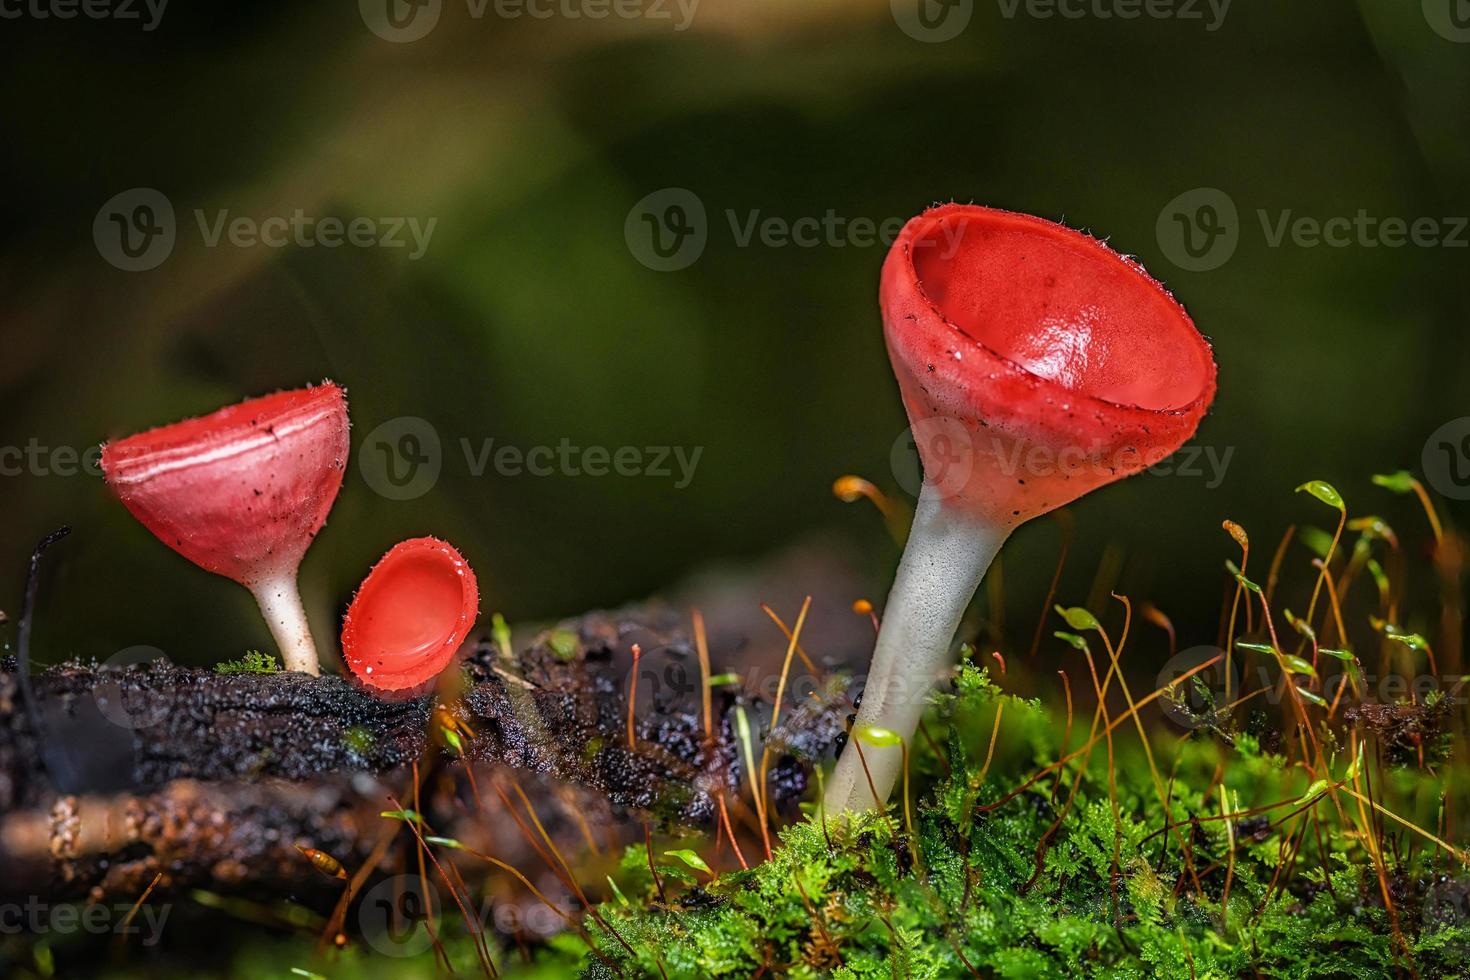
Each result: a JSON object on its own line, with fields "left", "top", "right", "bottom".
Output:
{"left": 15, "top": 527, "right": 72, "bottom": 758}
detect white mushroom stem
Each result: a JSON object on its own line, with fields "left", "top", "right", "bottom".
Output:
{"left": 250, "top": 574, "right": 321, "bottom": 676}
{"left": 824, "top": 483, "right": 1008, "bottom": 814}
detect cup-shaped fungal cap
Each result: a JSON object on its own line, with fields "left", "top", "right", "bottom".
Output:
{"left": 882, "top": 204, "right": 1217, "bottom": 529}
{"left": 100, "top": 383, "right": 350, "bottom": 588}
{"left": 341, "top": 537, "right": 480, "bottom": 692}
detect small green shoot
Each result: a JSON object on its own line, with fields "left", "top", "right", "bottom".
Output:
{"left": 607, "top": 875, "right": 630, "bottom": 907}
{"left": 492, "top": 612, "right": 515, "bottom": 665}
{"left": 854, "top": 724, "right": 903, "bottom": 747}
{"left": 214, "top": 650, "right": 280, "bottom": 675}
{"left": 664, "top": 849, "right": 713, "bottom": 876}
{"left": 1054, "top": 631, "right": 1089, "bottom": 651}
{"left": 1055, "top": 605, "right": 1101, "bottom": 632}
{"left": 1371, "top": 470, "right": 1418, "bottom": 494}
{"left": 1296, "top": 778, "right": 1329, "bottom": 805}
{"left": 548, "top": 628, "right": 579, "bottom": 661}
{"left": 1296, "top": 480, "right": 1344, "bottom": 511}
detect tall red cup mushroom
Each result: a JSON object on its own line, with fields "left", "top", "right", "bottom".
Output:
{"left": 101, "top": 383, "right": 349, "bottom": 676}
{"left": 825, "top": 204, "right": 1217, "bottom": 813}
{"left": 341, "top": 537, "right": 479, "bottom": 693}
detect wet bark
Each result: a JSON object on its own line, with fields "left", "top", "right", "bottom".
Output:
{"left": 0, "top": 604, "right": 851, "bottom": 902}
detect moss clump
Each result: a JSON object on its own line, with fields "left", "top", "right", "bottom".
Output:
{"left": 213, "top": 650, "right": 281, "bottom": 675}
{"left": 538, "top": 663, "right": 1470, "bottom": 978}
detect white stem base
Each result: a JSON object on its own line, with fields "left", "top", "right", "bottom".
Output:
{"left": 823, "top": 484, "right": 1007, "bottom": 814}
{"left": 250, "top": 575, "right": 321, "bottom": 676}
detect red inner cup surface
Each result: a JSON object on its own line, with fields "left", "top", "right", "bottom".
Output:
{"left": 909, "top": 212, "right": 1211, "bottom": 412}
{"left": 343, "top": 537, "right": 478, "bottom": 690}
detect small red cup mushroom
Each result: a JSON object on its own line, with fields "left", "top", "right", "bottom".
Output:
{"left": 101, "top": 383, "right": 349, "bottom": 676}
{"left": 341, "top": 537, "right": 479, "bottom": 693}
{"left": 825, "top": 204, "right": 1217, "bottom": 813}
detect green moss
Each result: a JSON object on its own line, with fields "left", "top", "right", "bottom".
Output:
{"left": 213, "top": 650, "right": 281, "bottom": 675}
{"left": 539, "top": 664, "right": 1470, "bottom": 978}
{"left": 548, "top": 629, "right": 581, "bottom": 661}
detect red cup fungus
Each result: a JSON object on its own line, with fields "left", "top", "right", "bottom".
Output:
{"left": 101, "top": 383, "right": 349, "bottom": 676}
{"left": 341, "top": 536, "right": 479, "bottom": 693}
{"left": 825, "top": 204, "right": 1217, "bottom": 813}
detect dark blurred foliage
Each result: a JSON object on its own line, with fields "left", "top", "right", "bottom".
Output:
{"left": 1, "top": 1, "right": 1467, "bottom": 670}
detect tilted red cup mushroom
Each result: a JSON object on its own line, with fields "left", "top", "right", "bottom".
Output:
{"left": 825, "top": 204, "right": 1217, "bottom": 813}
{"left": 100, "top": 383, "right": 349, "bottom": 676}
{"left": 341, "top": 537, "right": 479, "bottom": 693}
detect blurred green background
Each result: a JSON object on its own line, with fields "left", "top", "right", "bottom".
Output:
{"left": 2, "top": 0, "right": 1467, "bottom": 669}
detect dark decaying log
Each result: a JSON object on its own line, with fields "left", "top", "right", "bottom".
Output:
{"left": 1, "top": 777, "right": 387, "bottom": 904}
{"left": 0, "top": 604, "right": 853, "bottom": 903}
